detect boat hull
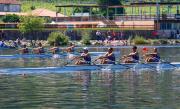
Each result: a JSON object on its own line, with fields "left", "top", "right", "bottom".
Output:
{"left": 0, "top": 62, "right": 179, "bottom": 74}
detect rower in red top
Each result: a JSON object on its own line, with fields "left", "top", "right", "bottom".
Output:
{"left": 94, "top": 47, "right": 115, "bottom": 64}
{"left": 143, "top": 48, "right": 160, "bottom": 63}
{"left": 33, "top": 42, "right": 45, "bottom": 54}
{"left": 74, "top": 48, "right": 91, "bottom": 65}
{"left": 19, "top": 44, "right": 29, "bottom": 54}
{"left": 122, "top": 46, "right": 139, "bottom": 63}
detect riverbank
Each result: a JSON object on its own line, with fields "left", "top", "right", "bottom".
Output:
{"left": 1, "top": 39, "right": 180, "bottom": 48}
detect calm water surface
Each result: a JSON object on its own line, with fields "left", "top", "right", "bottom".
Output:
{"left": 0, "top": 70, "right": 179, "bottom": 109}
{"left": 0, "top": 47, "right": 179, "bottom": 109}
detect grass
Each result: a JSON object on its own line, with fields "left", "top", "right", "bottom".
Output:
{"left": 21, "top": 1, "right": 57, "bottom": 12}
{"left": 21, "top": 1, "right": 179, "bottom": 16}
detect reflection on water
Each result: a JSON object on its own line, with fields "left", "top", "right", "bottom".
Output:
{"left": 0, "top": 47, "right": 179, "bottom": 108}
{"left": 0, "top": 69, "right": 179, "bottom": 109}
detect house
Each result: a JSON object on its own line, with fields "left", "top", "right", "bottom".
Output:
{"left": 0, "top": 0, "right": 21, "bottom": 12}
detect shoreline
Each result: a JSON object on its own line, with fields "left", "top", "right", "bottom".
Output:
{"left": 1, "top": 39, "right": 180, "bottom": 48}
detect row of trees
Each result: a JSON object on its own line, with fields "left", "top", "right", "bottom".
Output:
{"left": 1, "top": 14, "right": 45, "bottom": 35}
{"left": 1, "top": 14, "right": 90, "bottom": 46}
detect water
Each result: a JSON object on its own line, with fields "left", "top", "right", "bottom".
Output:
{"left": 0, "top": 47, "right": 179, "bottom": 109}
{"left": 0, "top": 70, "right": 179, "bottom": 109}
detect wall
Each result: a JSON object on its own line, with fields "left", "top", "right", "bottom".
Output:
{"left": 0, "top": 30, "right": 154, "bottom": 40}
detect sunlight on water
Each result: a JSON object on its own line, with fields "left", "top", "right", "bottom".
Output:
{"left": 0, "top": 47, "right": 179, "bottom": 108}
{"left": 0, "top": 70, "right": 179, "bottom": 109}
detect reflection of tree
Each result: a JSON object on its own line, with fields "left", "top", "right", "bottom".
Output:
{"left": 72, "top": 71, "right": 91, "bottom": 108}
{"left": 98, "top": 71, "right": 116, "bottom": 108}
{"left": 158, "top": 70, "right": 175, "bottom": 108}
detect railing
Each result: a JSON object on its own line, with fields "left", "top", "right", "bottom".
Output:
{"left": 113, "top": 14, "right": 178, "bottom": 21}
{"left": 53, "top": 14, "right": 180, "bottom": 23}
{"left": 0, "top": 23, "right": 155, "bottom": 30}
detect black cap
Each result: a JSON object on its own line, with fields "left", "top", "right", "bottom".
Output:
{"left": 132, "top": 46, "right": 137, "bottom": 49}
{"left": 108, "top": 47, "right": 113, "bottom": 51}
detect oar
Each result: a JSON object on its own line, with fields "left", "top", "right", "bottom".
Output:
{"left": 157, "top": 59, "right": 177, "bottom": 68}
{"left": 64, "top": 55, "right": 81, "bottom": 65}
{"left": 92, "top": 56, "right": 104, "bottom": 65}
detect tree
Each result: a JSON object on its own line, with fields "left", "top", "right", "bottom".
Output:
{"left": 97, "top": 0, "right": 124, "bottom": 19}
{"left": 48, "top": 32, "right": 69, "bottom": 46}
{"left": 18, "top": 16, "right": 45, "bottom": 39}
{"left": 2, "top": 14, "right": 20, "bottom": 23}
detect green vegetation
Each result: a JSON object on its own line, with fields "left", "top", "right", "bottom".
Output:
{"left": 21, "top": 1, "right": 56, "bottom": 12}
{"left": 48, "top": 32, "right": 69, "bottom": 46}
{"left": 133, "top": 36, "right": 149, "bottom": 45}
{"left": 159, "top": 39, "right": 168, "bottom": 45}
{"left": 81, "top": 31, "right": 91, "bottom": 45}
{"left": 20, "top": 0, "right": 179, "bottom": 16}
{"left": 97, "top": 0, "right": 124, "bottom": 19}
{"left": 2, "top": 14, "right": 20, "bottom": 23}
{"left": 18, "top": 16, "right": 45, "bottom": 38}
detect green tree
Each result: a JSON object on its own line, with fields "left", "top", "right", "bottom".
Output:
{"left": 97, "top": 0, "right": 124, "bottom": 19}
{"left": 48, "top": 32, "right": 69, "bottom": 46}
{"left": 2, "top": 14, "right": 20, "bottom": 23}
{"left": 81, "top": 31, "right": 91, "bottom": 45}
{"left": 18, "top": 16, "right": 45, "bottom": 39}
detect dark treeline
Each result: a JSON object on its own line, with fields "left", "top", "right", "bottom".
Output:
{"left": 20, "top": 0, "right": 180, "bottom": 3}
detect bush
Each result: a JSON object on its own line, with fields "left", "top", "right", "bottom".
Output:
{"left": 159, "top": 39, "right": 168, "bottom": 45}
{"left": 151, "top": 40, "right": 160, "bottom": 45}
{"left": 133, "top": 36, "right": 148, "bottom": 45}
{"left": 2, "top": 14, "right": 20, "bottom": 23}
{"left": 48, "top": 32, "right": 69, "bottom": 46}
{"left": 81, "top": 31, "right": 91, "bottom": 45}
{"left": 30, "top": 5, "right": 36, "bottom": 10}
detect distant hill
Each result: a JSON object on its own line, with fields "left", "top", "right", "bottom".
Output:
{"left": 20, "top": 0, "right": 179, "bottom": 16}
{"left": 20, "top": 0, "right": 97, "bottom": 12}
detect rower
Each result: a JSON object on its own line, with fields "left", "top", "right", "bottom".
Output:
{"left": 33, "top": 42, "right": 45, "bottom": 54}
{"left": 19, "top": 44, "right": 29, "bottom": 54}
{"left": 66, "top": 43, "right": 75, "bottom": 53}
{"left": 122, "top": 46, "right": 139, "bottom": 63}
{"left": 50, "top": 43, "right": 60, "bottom": 54}
{"left": 74, "top": 48, "right": 91, "bottom": 65}
{"left": 144, "top": 48, "right": 160, "bottom": 63}
{"left": 95, "top": 47, "right": 115, "bottom": 64}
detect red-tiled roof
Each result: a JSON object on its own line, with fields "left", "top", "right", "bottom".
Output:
{"left": 31, "top": 8, "right": 66, "bottom": 17}
{"left": 0, "top": 8, "right": 66, "bottom": 18}
{"left": 0, "top": 0, "right": 20, "bottom": 5}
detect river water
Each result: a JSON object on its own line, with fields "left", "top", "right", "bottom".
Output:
{"left": 0, "top": 46, "right": 179, "bottom": 109}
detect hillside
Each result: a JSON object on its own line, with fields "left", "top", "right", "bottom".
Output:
{"left": 20, "top": 0, "right": 179, "bottom": 16}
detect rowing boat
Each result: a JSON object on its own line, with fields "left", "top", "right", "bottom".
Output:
{"left": 0, "top": 52, "right": 109, "bottom": 59}
{"left": 0, "top": 62, "right": 179, "bottom": 74}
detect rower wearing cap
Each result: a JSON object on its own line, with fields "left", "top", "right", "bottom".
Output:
{"left": 50, "top": 43, "right": 60, "bottom": 54}
{"left": 19, "top": 44, "right": 29, "bottom": 54}
{"left": 75, "top": 48, "right": 91, "bottom": 65}
{"left": 144, "top": 48, "right": 160, "bottom": 63}
{"left": 33, "top": 42, "right": 45, "bottom": 54}
{"left": 122, "top": 46, "right": 139, "bottom": 63}
{"left": 95, "top": 47, "right": 115, "bottom": 64}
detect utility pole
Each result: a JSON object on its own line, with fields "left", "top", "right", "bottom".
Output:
{"left": 156, "top": 0, "right": 160, "bottom": 31}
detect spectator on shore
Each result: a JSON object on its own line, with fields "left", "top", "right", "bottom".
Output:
{"left": 0, "top": 40, "right": 5, "bottom": 47}
{"left": 170, "top": 31, "right": 175, "bottom": 39}
{"left": 96, "top": 30, "right": 102, "bottom": 41}
{"left": 16, "top": 38, "right": 21, "bottom": 46}
{"left": 176, "top": 30, "right": 180, "bottom": 39}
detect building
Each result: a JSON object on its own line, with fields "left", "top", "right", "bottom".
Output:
{"left": 0, "top": 0, "right": 21, "bottom": 12}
